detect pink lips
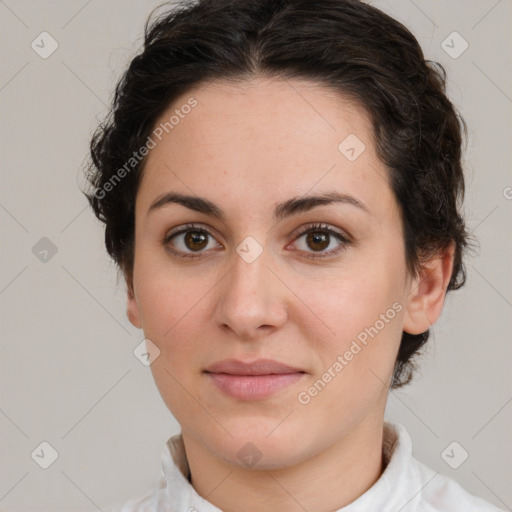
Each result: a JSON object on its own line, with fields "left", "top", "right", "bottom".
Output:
{"left": 204, "top": 359, "right": 306, "bottom": 400}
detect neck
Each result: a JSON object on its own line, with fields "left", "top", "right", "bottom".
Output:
{"left": 182, "top": 418, "right": 385, "bottom": 512}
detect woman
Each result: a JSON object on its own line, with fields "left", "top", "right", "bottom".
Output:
{"left": 84, "top": 0, "right": 504, "bottom": 510}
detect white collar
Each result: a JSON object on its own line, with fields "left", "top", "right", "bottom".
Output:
{"left": 153, "top": 422, "right": 426, "bottom": 512}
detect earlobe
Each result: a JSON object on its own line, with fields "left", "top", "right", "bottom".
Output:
{"left": 402, "top": 243, "right": 455, "bottom": 335}
{"left": 126, "top": 281, "right": 143, "bottom": 329}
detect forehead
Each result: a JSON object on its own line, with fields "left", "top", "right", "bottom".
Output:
{"left": 136, "top": 77, "right": 394, "bottom": 221}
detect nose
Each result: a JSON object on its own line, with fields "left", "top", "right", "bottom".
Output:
{"left": 215, "top": 243, "right": 288, "bottom": 340}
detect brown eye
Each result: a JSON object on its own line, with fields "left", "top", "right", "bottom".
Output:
{"left": 183, "top": 230, "right": 209, "bottom": 251}
{"left": 292, "top": 223, "right": 351, "bottom": 260}
{"left": 163, "top": 224, "right": 220, "bottom": 258}
{"left": 306, "top": 231, "right": 330, "bottom": 252}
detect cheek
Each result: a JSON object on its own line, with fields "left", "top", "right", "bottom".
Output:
{"left": 136, "top": 267, "right": 209, "bottom": 421}
{"left": 303, "top": 265, "right": 403, "bottom": 342}
{"left": 297, "top": 257, "right": 405, "bottom": 398}
{"left": 297, "top": 276, "right": 404, "bottom": 424}
{"left": 134, "top": 254, "right": 211, "bottom": 339}
{"left": 133, "top": 263, "right": 219, "bottom": 411}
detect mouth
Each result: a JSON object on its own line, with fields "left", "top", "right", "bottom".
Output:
{"left": 203, "top": 359, "right": 306, "bottom": 400}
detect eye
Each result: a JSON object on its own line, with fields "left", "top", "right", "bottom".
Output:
{"left": 163, "top": 224, "right": 221, "bottom": 258}
{"left": 163, "top": 222, "right": 351, "bottom": 260}
{"left": 290, "top": 223, "right": 351, "bottom": 259}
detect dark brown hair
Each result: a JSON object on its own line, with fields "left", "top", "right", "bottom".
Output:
{"left": 84, "top": 0, "right": 471, "bottom": 387}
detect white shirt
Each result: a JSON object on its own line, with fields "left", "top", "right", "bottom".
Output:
{"left": 104, "top": 422, "right": 504, "bottom": 511}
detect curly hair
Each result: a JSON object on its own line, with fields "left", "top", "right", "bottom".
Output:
{"left": 83, "top": 0, "right": 471, "bottom": 388}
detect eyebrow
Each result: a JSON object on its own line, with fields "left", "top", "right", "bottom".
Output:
{"left": 147, "top": 190, "right": 371, "bottom": 221}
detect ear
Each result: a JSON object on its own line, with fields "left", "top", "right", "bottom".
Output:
{"left": 402, "top": 243, "right": 456, "bottom": 335}
{"left": 126, "top": 273, "right": 142, "bottom": 329}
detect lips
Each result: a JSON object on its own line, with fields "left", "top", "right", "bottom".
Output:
{"left": 204, "top": 358, "right": 305, "bottom": 376}
{"left": 204, "top": 359, "right": 306, "bottom": 400}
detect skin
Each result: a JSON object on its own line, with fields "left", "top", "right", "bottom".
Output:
{"left": 126, "top": 77, "right": 454, "bottom": 512}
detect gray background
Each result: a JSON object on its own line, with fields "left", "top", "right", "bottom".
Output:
{"left": 0, "top": 0, "right": 510, "bottom": 510}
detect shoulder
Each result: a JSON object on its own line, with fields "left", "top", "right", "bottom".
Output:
{"left": 380, "top": 422, "right": 505, "bottom": 512}
{"left": 412, "top": 457, "right": 505, "bottom": 512}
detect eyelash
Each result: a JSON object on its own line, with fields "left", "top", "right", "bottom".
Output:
{"left": 162, "top": 222, "right": 351, "bottom": 260}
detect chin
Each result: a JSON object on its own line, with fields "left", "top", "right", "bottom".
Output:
{"left": 202, "top": 420, "right": 308, "bottom": 470}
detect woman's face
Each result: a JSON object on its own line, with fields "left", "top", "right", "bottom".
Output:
{"left": 127, "top": 77, "right": 419, "bottom": 469}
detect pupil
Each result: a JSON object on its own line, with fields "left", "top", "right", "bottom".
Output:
{"left": 185, "top": 231, "right": 208, "bottom": 251}
{"left": 307, "top": 231, "right": 329, "bottom": 251}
